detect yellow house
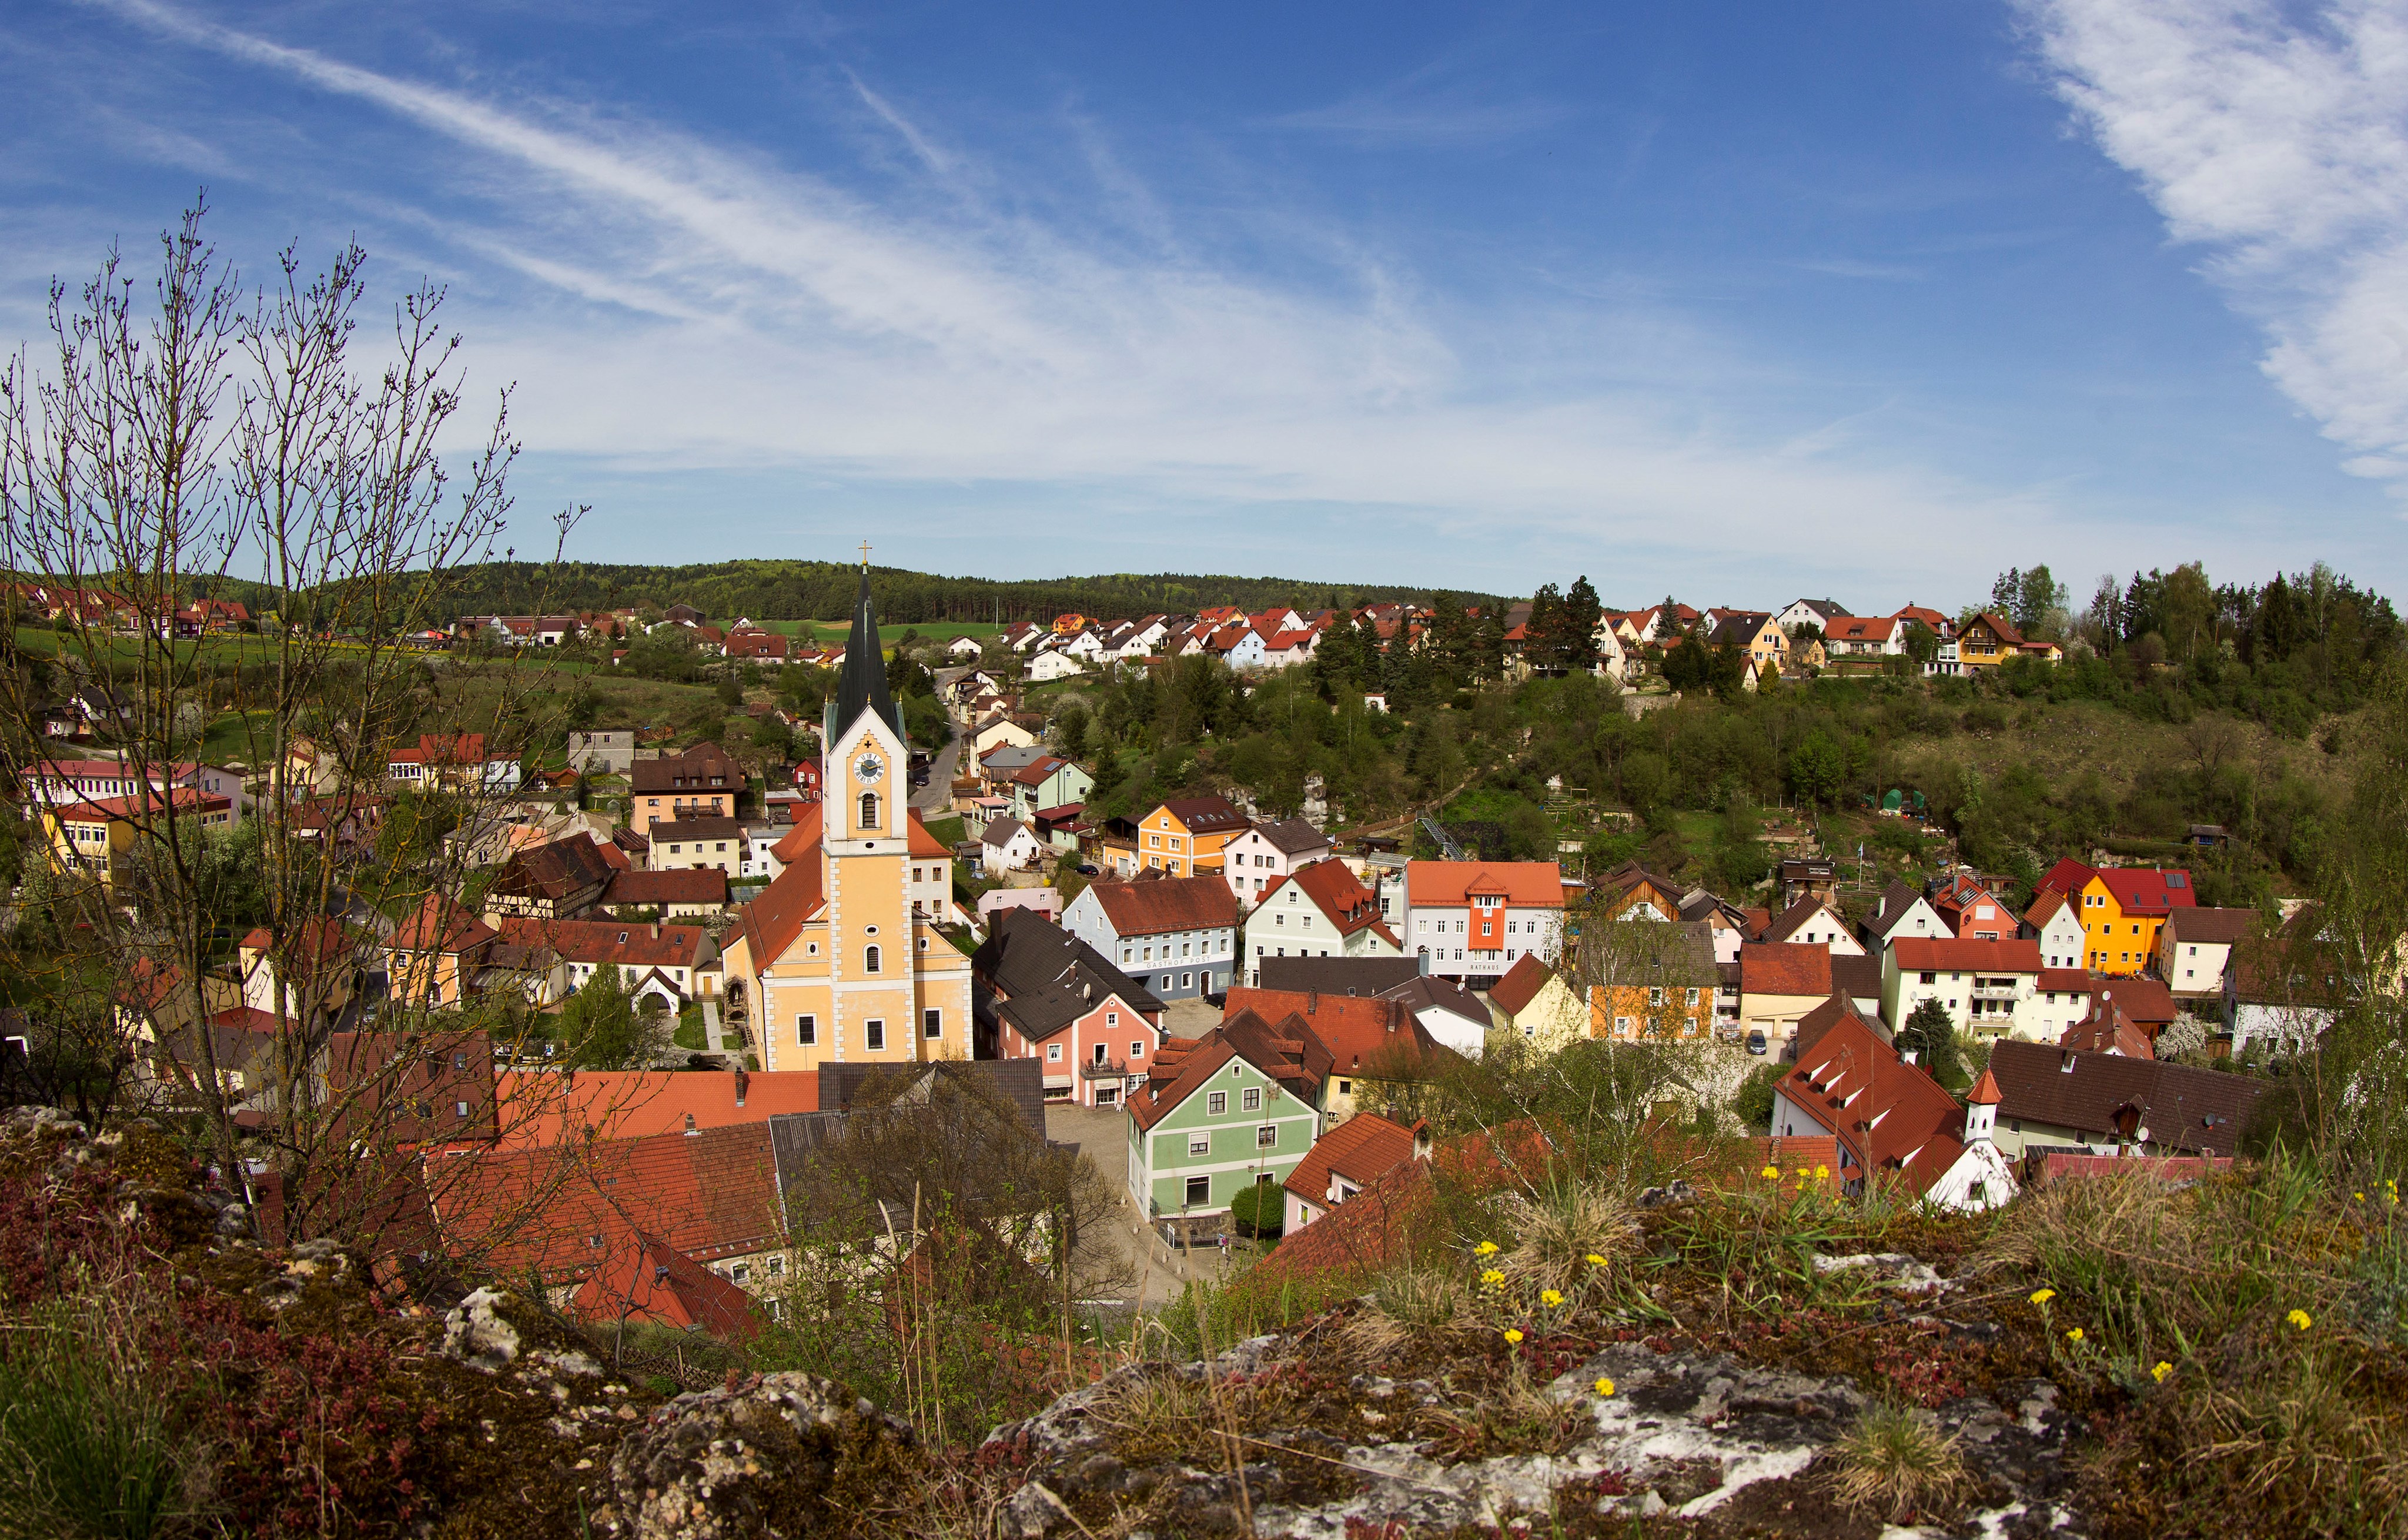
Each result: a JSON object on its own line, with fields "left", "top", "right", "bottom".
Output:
{"left": 1707, "top": 612, "right": 1788, "bottom": 670}
{"left": 2040, "top": 862, "right": 2198, "bottom": 977}
{"left": 1955, "top": 612, "right": 2024, "bottom": 672}
{"left": 45, "top": 789, "right": 233, "bottom": 887}
{"left": 1487, "top": 953, "right": 1587, "bottom": 1051}
{"left": 1138, "top": 796, "right": 1251, "bottom": 878}
{"left": 721, "top": 572, "right": 974, "bottom": 1073}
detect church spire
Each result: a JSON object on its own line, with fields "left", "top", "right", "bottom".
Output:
{"left": 830, "top": 562, "right": 902, "bottom": 743}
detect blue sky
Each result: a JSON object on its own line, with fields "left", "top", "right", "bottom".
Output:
{"left": 5, "top": 0, "right": 2406, "bottom": 607}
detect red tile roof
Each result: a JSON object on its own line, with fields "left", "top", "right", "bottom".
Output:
{"left": 491, "top": 916, "right": 714, "bottom": 970}
{"left": 1487, "top": 953, "right": 1554, "bottom": 1017}
{"left": 1259, "top": 859, "right": 1395, "bottom": 946}
{"left": 436, "top": 1123, "right": 783, "bottom": 1285}
{"left": 1283, "top": 1113, "right": 1421, "bottom": 1207}
{"left": 1405, "top": 860, "right": 1564, "bottom": 906}
{"left": 1220, "top": 988, "right": 1437, "bottom": 1077}
{"left": 1778, "top": 1013, "right": 1967, "bottom": 1198}
{"left": 2095, "top": 868, "right": 2198, "bottom": 917}
{"left": 1889, "top": 937, "right": 2044, "bottom": 974}
{"left": 389, "top": 893, "right": 497, "bottom": 954}
{"left": 494, "top": 1068, "right": 820, "bottom": 1147}
{"left": 1083, "top": 875, "right": 1242, "bottom": 937}
{"left": 1739, "top": 942, "right": 1832, "bottom": 998}
{"left": 571, "top": 1230, "right": 760, "bottom": 1336}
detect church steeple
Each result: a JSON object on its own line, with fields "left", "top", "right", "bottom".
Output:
{"left": 829, "top": 560, "right": 902, "bottom": 744}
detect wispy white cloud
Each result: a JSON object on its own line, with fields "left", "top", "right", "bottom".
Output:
{"left": 2019, "top": 0, "right": 2408, "bottom": 488}
{"left": 1790, "top": 258, "right": 1928, "bottom": 282}
{"left": 69, "top": 0, "right": 2122, "bottom": 596}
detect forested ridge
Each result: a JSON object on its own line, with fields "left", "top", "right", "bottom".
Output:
{"left": 216, "top": 558, "right": 1500, "bottom": 627}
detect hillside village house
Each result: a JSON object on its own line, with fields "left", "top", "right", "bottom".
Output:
{"left": 977, "top": 817, "right": 1046, "bottom": 873}
{"left": 601, "top": 868, "right": 731, "bottom": 920}
{"left": 1708, "top": 612, "right": 1788, "bottom": 673}
{"left": 1001, "top": 754, "right": 1093, "bottom": 821}
{"left": 1737, "top": 943, "right": 1833, "bottom": 1050}
{"left": 494, "top": 917, "right": 724, "bottom": 1011}
{"left": 2035, "top": 861, "right": 2198, "bottom": 976}
{"left": 1929, "top": 873, "right": 2015, "bottom": 939}
{"left": 482, "top": 833, "right": 617, "bottom": 921}
{"left": 715, "top": 574, "right": 975, "bottom": 1073}
{"left": 44, "top": 789, "right": 233, "bottom": 887}
{"left": 1062, "top": 876, "right": 1242, "bottom": 1002}
{"left": 386, "top": 894, "right": 498, "bottom": 1008}
{"left": 972, "top": 908, "right": 1165, "bottom": 1108}
{"left": 1824, "top": 615, "right": 1904, "bottom": 661}
{"left": 1138, "top": 796, "right": 1252, "bottom": 878}
{"left": 650, "top": 816, "right": 747, "bottom": 874}
{"left": 1486, "top": 954, "right": 1587, "bottom": 1050}
{"left": 1242, "top": 859, "right": 1403, "bottom": 985}
{"left": 1769, "top": 1005, "right": 2018, "bottom": 1210}
{"left": 2158, "top": 907, "right": 2258, "bottom": 1002}
{"left": 386, "top": 733, "right": 521, "bottom": 796}
{"left": 2023, "top": 890, "right": 2089, "bottom": 971}
{"left": 1882, "top": 937, "right": 2045, "bottom": 1041}
{"left": 1282, "top": 1112, "right": 1426, "bottom": 1232}
{"left": 1590, "top": 921, "right": 1721, "bottom": 1043}
{"left": 1982, "top": 1040, "right": 2265, "bottom": 1161}
{"left": 1125, "top": 1013, "right": 1323, "bottom": 1228}
{"left": 1221, "top": 817, "right": 1336, "bottom": 902}
{"left": 1403, "top": 860, "right": 1565, "bottom": 984}
{"left": 627, "top": 743, "right": 741, "bottom": 840}
{"left": 1761, "top": 897, "right": 1864, "bottom": 956}
{"left": 1217, "top": 987, "right": 1443, "bottom": 1128}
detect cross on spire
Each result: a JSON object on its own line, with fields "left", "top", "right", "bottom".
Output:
{"left": 858, "top": 540, "right": 872, "bottom": 570}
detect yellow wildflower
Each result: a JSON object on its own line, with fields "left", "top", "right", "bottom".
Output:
{"left": 1585, "top": 1253, "right": 1608, "bottom": 1267}
{"left": 1594, "top": 1376, "right": 1616, "bottom": 1396}
{"left": 1480, "top": 1269, "right": 1505, "bottom": 1288}
{"left": 1795, "top": 1168, "right": 1808, "bottom": 1178}
{"left": 1503, "top": 1328, "right": 1524, "bottom": 1345}
{"left": 2357, "top": 1192, "right": 2367, "bottom": 1202}
{"left": 2029, "top": 1288, "right": 2055, "bottom": 1305}
{"left": 2288, "top": 1309, "right": 2313, "bottom": 1331}
{"left": 1474, "top": 1241, "right": 1499, "bottom": 1257}
{"left": 2065, "top": 1327, "right": 2085, "bottom": 1342}
{"left": 1540, "top": 1289, "right": 1564, "bottom": 1308}
{"left": 1761, "top": 1166, "right": 1781, "bottom": 1180}
{"left": 1814, "top": 1165, "right": 1830, "bottom": 1180}
{"left": 2152, "top": 1361, "right": 2172, "bottom": 1383}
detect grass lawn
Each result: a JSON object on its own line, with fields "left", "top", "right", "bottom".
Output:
{"left": 922, "top": 814, "right": 966, "bottom": 848}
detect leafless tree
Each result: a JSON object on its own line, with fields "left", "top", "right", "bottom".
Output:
{"left": 0, "top": 198, "right": 600, "bottom": 1251}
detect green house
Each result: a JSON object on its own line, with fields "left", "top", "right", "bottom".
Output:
{"left": 1125, "top": 1015, "right": 1323, "bottom": 1224}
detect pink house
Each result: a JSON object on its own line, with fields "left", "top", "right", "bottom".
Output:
{"left": 971, "top": 908, "right": 1166, "bottom": 1108}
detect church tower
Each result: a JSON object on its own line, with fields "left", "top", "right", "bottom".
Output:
{"left": 728, "top": 555, "right": 972, "bottom": 1074}
{"left": 820, "top": 565, "right": 915, "bottom": 1063}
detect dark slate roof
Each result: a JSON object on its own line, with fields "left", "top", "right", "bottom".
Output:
{"left": 972, "top": 907, "right": 1164, "bottom": 1043}
{"left": 1249, "top": 817, "right": 1331, "bottom": 855}
{"left": 1256, "top": 954, "right": 1423, "bottom": 997}
{"left": 810, "top": 1058, "right": 1049, "bottom": 1140}
{"left": 1831, "top": 953, "right": 1883, "bottom": 1003}
{"left": 831, "top": 567, "right": 902, "bottom": 744}
{"left": 1986, "top": 1040, "right": 2265, "bottom": 1157}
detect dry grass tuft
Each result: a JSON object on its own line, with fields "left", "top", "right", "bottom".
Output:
{"left": 1830, "top": 1402, "right": 1968, "bottom": 1522}
{"left": 1339, "top": 1263, "right": 1476, "bottom": 1360}
{"left": 1490, "top": 1180, "right": 1637, "bottom": 1297}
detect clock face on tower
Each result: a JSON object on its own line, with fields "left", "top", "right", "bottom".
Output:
{"left": 853, "top": 753, "right": 885, "bottom": 784}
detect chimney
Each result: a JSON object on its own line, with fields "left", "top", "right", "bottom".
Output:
{"left": 734, "top": 1068, "right": 748, "bottom": 1107}
{"left": 1305, "top": 990, "right": 1317, "bottom": 1015}
{"left": 651, "top": 921, "right": 661, "bottom": 940}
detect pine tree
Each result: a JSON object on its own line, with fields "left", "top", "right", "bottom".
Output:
{"left": 1563, "top": 575, "right": 1603, "bottom": 676}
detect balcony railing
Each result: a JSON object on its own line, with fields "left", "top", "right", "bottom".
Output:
{"left": 1080, "top": 1058, "right": 1128, "bottom": 1080}
{"left": 1970, "top": 986, "right": 2021, "bottom": 1002}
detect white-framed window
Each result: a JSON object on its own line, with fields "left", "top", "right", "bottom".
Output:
{"left": 924, "top": 1008, "right": 942, "bottom": 1040}
{"left": 1131, "top": 1041, "right": 1145, "bottom": 1058}
{"left": 1257, "top": 1125, "right": 1277, "bottom": 1148}
{"left": 1207, "top": 1090, "right": 1227, "bottom": 1115}
{"left": 1047, "top": 1043, "right": 1063, "bottom": 1062}
{"left": 1243, "top": 1087, "right": 1262, "bottom": 1111}
{"left": 1189, "top": 1134, "right": 1210, "bottom": 1156}
{"left": 865, "top": 1019, "right": 886, "bottom": 1051}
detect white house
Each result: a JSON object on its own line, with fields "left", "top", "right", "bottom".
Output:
{"left": 946, "top": 634, "right": 984, "bottom": 660}
{"left": 977, "top": 817, "right": 1046, "bottom": 873}
{"left": 1762, "top": 897, "right": 1865, "bottom": 956}
{"left": 1242, "top": 859, "right": 1404, "bottom": 986}
{"left": 1222, "top": 817, "right": 1336, "bottom": 905}
{"left": 2157, "top": 908, "right": 2256, "bottom": 1000}
{"left": 1882, "top": 936, "right": 2045, "bottom": 1042}
{"left": 2024, "top": 890, "right": 2088, "bottom": 972}
{"left": 1402, "top": 860, "right": 1565, "bottom": 984}
{"left": 1866, "top": 881, "right": 1949, "bottom": 950}
{"left": 1063, "top": 876, "right": 1244, "bottom": 1003}
{"left": 1060, "top": 630, "right": 1108, "bottom": 663}
{"left": 1026, "top": 649, "right": 1085, "bottom": 683}
{"left": 1922, "top": 1071, "right": 2022, "bottom": 1214}
{"left": 1775, "top": 598, "right": 1848, "bottom": 635}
